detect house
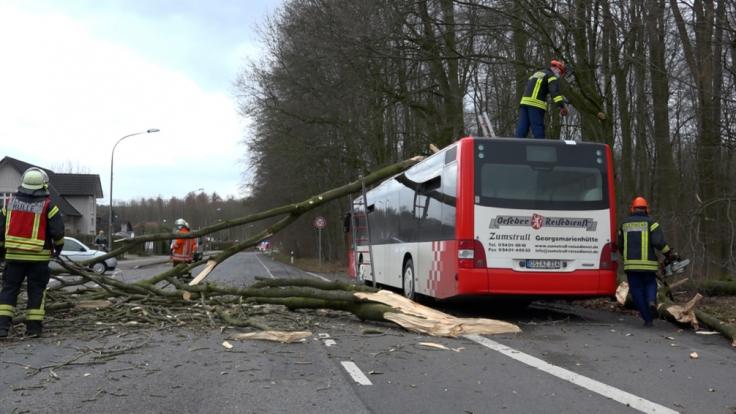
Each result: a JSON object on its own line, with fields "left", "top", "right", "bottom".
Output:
{"left": 0, "top": 156, "right": 103, "bottom": 235}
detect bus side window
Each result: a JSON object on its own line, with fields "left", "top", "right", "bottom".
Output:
{"left": 414, "top": 176, "right": 440, "bottom": 220}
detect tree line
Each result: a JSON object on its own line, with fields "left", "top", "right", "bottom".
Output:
{"left": 98, "top": 192, "right": 261, "bottom": 247}
{"left": 234, "top": 0, "right": 735, "bottom": 278}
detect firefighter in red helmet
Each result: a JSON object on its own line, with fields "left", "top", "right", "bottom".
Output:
{"left": 515, "top": 59, "right": 569, "bottom": 139}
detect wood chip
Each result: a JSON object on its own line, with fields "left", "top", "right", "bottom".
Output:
{"left": 230, "top": 331, "right": 312, "bottom": 343}
{"left": 419, "top": 342, "right": 450, "bottom": 350}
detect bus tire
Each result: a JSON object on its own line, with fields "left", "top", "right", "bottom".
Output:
{"left": 402, "top": 258, "right": 416, "bottom": 300}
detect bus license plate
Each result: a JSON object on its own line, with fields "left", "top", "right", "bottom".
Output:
{"left": 525, "top": 259, "right": 562, "bottom": 269}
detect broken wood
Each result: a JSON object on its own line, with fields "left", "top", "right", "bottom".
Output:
{"left": 355, "top": 290, "right": 521, "bottom": 337}
{"left": 230, "top": 330, "right": 313, "bottom": 343}
{"left": 664, "top": 293, "right": 703, "bottom": 329}
{"left": 615, "top": 279, "right": 736, "bottom": 347}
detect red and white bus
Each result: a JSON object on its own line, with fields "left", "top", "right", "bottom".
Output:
{"left": 347, "top": 136, "right": 617, "bottom": 300}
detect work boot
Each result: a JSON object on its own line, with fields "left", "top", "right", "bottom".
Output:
{"left": 648, "top": 301, "right": 658, "bottom": 319}
{"left": 0, "top": 316, "right": 11, "bottom": 338}
{"left": 25, "top": 321, "right": 42, "bottom": 338}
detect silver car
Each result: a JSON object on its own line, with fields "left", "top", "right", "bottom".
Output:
{"left": 51, "top": 236, "right": 117, "bottom": 274}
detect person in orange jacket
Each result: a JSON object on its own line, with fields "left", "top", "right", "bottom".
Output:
{"left": 170, "top": 218, "right": 197, "bottom": 266}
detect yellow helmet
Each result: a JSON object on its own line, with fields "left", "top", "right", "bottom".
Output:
{"left": 21, "top": 167, "right": 49, "bottom": 190}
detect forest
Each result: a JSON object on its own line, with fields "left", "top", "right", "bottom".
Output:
{"left": 109, "top": 0, "right": 735, "bottom": 279}
{"left": 230, "top": 0, "right": 736, "bottom": 279}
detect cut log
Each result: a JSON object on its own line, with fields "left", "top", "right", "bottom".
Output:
{"left": 615, "top": 281, "right": 629, "bottom": 305}
{"left": 664, "top": 293, "right": 703, "bottom": 329}
{"left": 693, "top": 310, "right": 736, "bottom": 348}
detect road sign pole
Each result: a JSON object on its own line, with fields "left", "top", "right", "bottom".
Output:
{"left": 313, "top": 216, "right": 326, "bottom": 269}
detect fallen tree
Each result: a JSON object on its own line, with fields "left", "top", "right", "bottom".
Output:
{"left": 616, "top": 280, "right": 736, "bottom": 347}
{"left": 2, "top": 155, "right": 521, "bottom": 339}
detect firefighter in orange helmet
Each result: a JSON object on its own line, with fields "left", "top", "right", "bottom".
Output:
{"left": 0, "top": 168, "right": 65, "bottom": 338}
{"left": 617, "top": 196, "right": 676, "bottom": 327}
{"left": 170, "top": 218, "right": 198, "bottom": 267}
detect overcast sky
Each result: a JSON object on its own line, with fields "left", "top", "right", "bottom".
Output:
{"left": 0, "top": 0, "right": 282, "bottom": 203}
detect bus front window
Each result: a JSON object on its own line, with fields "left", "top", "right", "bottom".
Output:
{"left": 475, "top": 141, "right": 608, "bottom": 211}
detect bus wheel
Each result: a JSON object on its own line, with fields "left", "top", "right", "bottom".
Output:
{"left": 402, "top": 259, "right": 415, "bottom": 300}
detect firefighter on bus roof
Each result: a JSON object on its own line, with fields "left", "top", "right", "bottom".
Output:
{"left": 617, "top": 196, "right": 678, "bottom": 327}
{"left": 0, "top": 167, "right": 65, "bottom": 338}
{"left": 515, "top": 59, "right": 569, "bottom": 139}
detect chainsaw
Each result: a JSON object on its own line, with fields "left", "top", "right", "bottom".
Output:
{"left": 664, "top": 257, "right": 691, "bottom": 277}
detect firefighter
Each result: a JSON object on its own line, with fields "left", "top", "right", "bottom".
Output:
{"left": 170, "top": 218, "right": 197, "bottom": 266}
{"left": 617, "top": 196, "right": 676, "bottom": 327}
{"left": 515, "top": 59, "right": 569, "bottom": 139}
{"left": 0, "top": 167, "right": 65, "bottom": 338}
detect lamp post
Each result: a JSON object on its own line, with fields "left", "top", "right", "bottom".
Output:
{"left": 108, "top": 128, "right": 160, "bottom": 248}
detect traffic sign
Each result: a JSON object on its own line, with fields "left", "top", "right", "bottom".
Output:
{"left": 313, "top": 216, "right": 327, "bottom": 229}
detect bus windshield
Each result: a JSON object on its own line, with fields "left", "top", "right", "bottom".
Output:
{"left": 475, "top": 139, "right": 609, "bottom": 211}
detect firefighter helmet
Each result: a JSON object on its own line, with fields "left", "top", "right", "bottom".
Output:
{"left": 630, "top": 196, "right": 649, "bottom": 213}
{"left": 175, "top": 218, "right": 189, "bottom": 229}
{"left": 550, "top": 59, "right": 566, "bottom": 77}
{"left": 20, "top": 167, "right": 49, "bottom": 190}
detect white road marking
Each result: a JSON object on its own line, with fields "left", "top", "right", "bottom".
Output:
{"left": 324, "top": 339, "right": 337, "bottom": 347}
{"left": 254, "top": 255, "right": 275, "bottom": 278}
{"left": 465, "top": 334, "right": 679, "bottom": 414}
{"left": 341, "top": 361, "right": 372, "bottom": 385}
{"left": 305, "top": 271, "right": 330, "bottom": 281}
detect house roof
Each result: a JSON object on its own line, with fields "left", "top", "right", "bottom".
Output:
{"left": 52, "top": 174, "right": 104, "bottom": 197}
{"left": 0, "top": 156, "right": 105, "bottom": 217}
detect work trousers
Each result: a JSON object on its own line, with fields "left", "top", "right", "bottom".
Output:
{"left": 0, "top": 261, "right": 50, "bottom": 327}
{"left": 626, "top": 270, "right": 658, "bottom": 323}
{"left": 515, "top": 105, "right": 546, "bottom": 138}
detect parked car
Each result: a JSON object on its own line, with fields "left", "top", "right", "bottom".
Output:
{"left": 50, "top": 236, "right": 117, "bottom": 274}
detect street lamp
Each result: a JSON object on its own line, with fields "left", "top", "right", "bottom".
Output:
{"left": 108, "top": 128, "right": 160, "bottom": 248}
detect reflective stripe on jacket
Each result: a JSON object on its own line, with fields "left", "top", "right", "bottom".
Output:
{"left": 1, "top": 191, "right": 65, "bottom": 262}
{"left": 171, "top": 228, "right": 197, "bottom": 263}
{"left": 519, "top": 68, "right": 566, "bottom": 111}
{"left": 617, "top": 212, "right": 671, "bottom": 272}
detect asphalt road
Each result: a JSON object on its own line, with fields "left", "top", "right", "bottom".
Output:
{"left": 1, "top": 252, "right": 735, "bottom": 413}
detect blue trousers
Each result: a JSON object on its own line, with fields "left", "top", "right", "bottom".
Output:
{"left": 626, "top": 271, "right": 658, "bottom": 323}
{"left": 515, "top": 105, "right": 546, "bottom": 138}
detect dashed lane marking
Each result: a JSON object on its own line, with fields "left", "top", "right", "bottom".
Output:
{"left": 465, "top": 334, "right": 679, "bottom": 414}
{"left": 305, "top": 271, "right": 330, "bottom": 282}
{"left": 341, "top": 361, "right": 372, "bottom": 386}
{"left": 254, "top": 255, "right": 275, "bottom": 278}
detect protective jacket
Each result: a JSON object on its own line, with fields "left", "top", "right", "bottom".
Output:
{"left": 519, "top": 68, "right": 566, "bottom": 111}
{"left": 617, "top": 211, "right": 671, "bottom": 272}
{"left": 170, "top": 227, "right": 197, "bottom": 264}
{"left": 0, "top": 188, "right": 65, "bottom": 262}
